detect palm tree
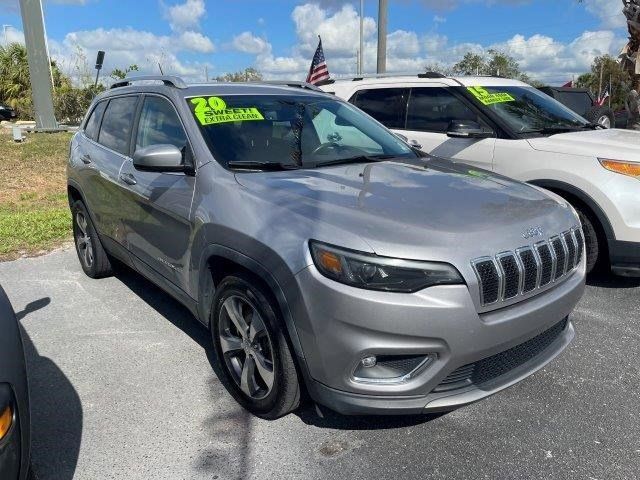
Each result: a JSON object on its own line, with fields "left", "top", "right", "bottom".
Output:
{"left": 0, "top": 43, "right": 31, "bottom": 107}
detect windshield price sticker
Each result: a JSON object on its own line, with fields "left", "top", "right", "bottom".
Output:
{"left": 190, "top": 96, "right": 264, "bottom": 125}
{"left": 467, "top": 86, "right": 515, "bottom": 105}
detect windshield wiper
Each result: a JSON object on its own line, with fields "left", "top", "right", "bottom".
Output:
{"left": 227, "top": 161, "right": 301, "bottom": 171}
{"left": 522, "top": 126, "right": 586, "bottom": 135}
{"left": 312, "top": 154, "right": 399, "bottom": 168}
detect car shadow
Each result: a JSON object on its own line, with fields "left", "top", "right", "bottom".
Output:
{"left": 112, "top": 263, "right": 212, "bottom": 351}
{"left": 295, "top": 403, "right": 447, "bottom": 430}
{"left": 16, "top": 298, "right": 83, "bottom": 480}
{"left": 587, "top": 272, "right": 640, "bottom": 289}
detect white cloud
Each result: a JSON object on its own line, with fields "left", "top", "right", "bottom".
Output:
{"left": 231, "top": 32, "right": 271, "bottom": 55}
{"left": 244, "top": 2, "right": 627, "bottom": 85}
{"left": 163, "top": 0, "right": 206, "bottom": 32}
{"left": 53, "top": 27, "right": 213, "bottom": 82}
{"left": 177, "top": 30, "right": 214, "bottom": 53}
{"left": 582, "top": 0, "right": 627, "bottom": 29}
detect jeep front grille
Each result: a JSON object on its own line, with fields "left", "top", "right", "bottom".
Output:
{"left": 472, "top": 227, "right": 583, "bottom": 307}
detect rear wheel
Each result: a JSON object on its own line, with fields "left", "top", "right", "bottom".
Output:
{"left": 211, "top": 274, "right": 300, "bottom": 419}
{"left": 71, "top": 200, "right": 112, "bottom": 278}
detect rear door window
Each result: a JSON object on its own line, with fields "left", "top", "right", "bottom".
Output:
{"left": 84, "top": 101, "right": 107, "bottom": 141}
{"left": 407, "top": 87, "right": 480, "bottom": 133}
{"left": 350, "top": 88, "right": 408, "bottom": 129}
{"left": 98, "top": 96, "right": 139, "bottom": 155}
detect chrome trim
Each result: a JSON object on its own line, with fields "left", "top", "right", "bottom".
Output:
{"left": 352, "top": 355, "right": 436, "bottom": 385}
{"left": 534, "top": 240, "right": 555, "bottom": 286}
{"left": 495, "top": 251, "right": 518, "bottom": 300}
{"left": 570, "top": 227, "right": 581, "bottom": 267}
{"left": 549, "top": 235, "right": 565, "bottom": 279}
{"left": 471, "top": 256, "right": 501, "bottom": 306}
{"left": 516, "top": 246, "right": 539, "bottom": 293}
{"left": 559, "top": 232, "right": 571, "bottom": 276}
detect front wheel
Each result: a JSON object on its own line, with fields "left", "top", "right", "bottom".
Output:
{"left": 71, "top": 200, "right": 112, "bottom": 278}
{"left": 575, "top": 205, "right": 604, "bottom": 274}
{"left": 211, "top": 274, "right": 300, "bottom": 419}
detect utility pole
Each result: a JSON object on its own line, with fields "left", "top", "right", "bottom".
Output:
{"left": 19, "top": 0, "right": 57, "bottom": 130}
{"left": 2, "top": 25, "right": 12, "bottom": 45}
{"left": 376, "top": 0, "right": 387, "bottom": 74}
{"left": 359, "top": 0, "right": 364, "bottom": 74}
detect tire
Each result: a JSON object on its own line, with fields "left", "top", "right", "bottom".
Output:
{"left": 586, "top": 105, "right": 614, "bottom": 129}
{"left": 71, "top": 200, "right": 113, "bottom": 278}
{"left": 210, "top": 273, "right": 300, "bottom": 419}
{"left": 575, "top": 205, "right": 603, "bottom": 274}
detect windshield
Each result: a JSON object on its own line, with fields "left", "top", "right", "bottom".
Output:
{"left": 187, "top": 94, "right": 416, "bottom": 169}
{"left": 461, "top": 86, "right": 591, "bottom": 135}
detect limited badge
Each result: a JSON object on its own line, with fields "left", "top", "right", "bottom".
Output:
{"left": 190, "top": 96, "right": 264, "bottom": 125}
{"left": 467, "top": 86, "right": 515, "bottom": 106}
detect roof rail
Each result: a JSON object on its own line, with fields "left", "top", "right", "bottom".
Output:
{"left": 253, "top": 80, "right": 325, "bottom": 92}
{"left": 111, "top": 75, "right": 188, "bottom": 89}
{"left": 332, "top": 71, "right": 448, "bottom": 82}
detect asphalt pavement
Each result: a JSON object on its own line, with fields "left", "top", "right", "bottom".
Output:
{"left": 1, "top": 247, "right": 639, "bottom": 480}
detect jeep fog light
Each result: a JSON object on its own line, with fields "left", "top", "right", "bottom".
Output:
{"left": 0, "top": 404, "right": 13, "bottom": 441}
{"left": 353, "top": 354, "right": 435, "bottom": 384}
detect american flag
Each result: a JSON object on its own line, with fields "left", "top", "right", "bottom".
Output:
{"left": 306, "top": 37, "right": 330, "bottom": 85}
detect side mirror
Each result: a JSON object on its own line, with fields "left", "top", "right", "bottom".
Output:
{"left": 133, "top": 144, "right": 184, "bottom": 172}
{"left": 394, "top": 132, "right": 422, "bottom": 150}
{"left": 447, "top": 120, "right": 494, "bottom": 139}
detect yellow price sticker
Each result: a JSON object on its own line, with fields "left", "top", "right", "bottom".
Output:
{"left": 467, "top": 86, "right": 515, "bottom": 106}
{"left": 190, "top": 96, "right": 264, "bottom": 125}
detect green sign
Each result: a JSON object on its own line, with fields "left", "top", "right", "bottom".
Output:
{"left": 467, "top": 86, "right": 515, "bottom": 106}
{"left": 190, "top": 96, "right": 264, "bottom": 125}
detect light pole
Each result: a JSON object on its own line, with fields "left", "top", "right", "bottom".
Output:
{"left": 18, "top": 0, "right": 57, "bottom": 129}
{"left": 2, "top": 25, "right": 13, "bottom": 46}
{"left": 377, "top": 0, "right": 387, "bottom": 74}
{"left": 359, "top": 0, "right": 364, "bottom": 74}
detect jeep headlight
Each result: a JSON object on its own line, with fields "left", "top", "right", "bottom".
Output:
{"left": 599, "top": 158, "right": 640, "bottom": 179}
{"left": 310, "top": 241, "right": 463, "bottom": 292}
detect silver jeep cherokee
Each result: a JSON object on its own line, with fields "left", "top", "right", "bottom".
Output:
{"left": 67, "top": 76, "right": 585, "bottom": 418}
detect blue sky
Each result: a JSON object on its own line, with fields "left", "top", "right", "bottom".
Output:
{"left": 0, "top": 0, "right": 628, "bottom": 84}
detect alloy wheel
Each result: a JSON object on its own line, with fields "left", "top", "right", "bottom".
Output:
{"left": 218, "top": 295, "right": 275, "bottom": 400}
{"left": 75, "top": 211, "right": 94, "bottom": 268}
{"left": 597, "top": 115, "right": 611, "bottom": 129}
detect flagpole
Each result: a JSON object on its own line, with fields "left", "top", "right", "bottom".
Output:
{"left": 377, "top": 0, "right": 387, "bottom": 73}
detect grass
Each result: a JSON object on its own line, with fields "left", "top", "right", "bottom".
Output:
{"left": 0, "top": 131, "right": 74, "bottom": 260}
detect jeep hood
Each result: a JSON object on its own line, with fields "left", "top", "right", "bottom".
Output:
{"left": 234, "top": 158, "right": 577, "bottom": 261}
{"left": 527, "top": 128, "right": 640, "bottom": 161}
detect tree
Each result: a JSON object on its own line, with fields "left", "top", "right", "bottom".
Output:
{"left": 575, "top": 55, "right": 631, "bottom": 110}
{"left": 452, "top": 52, "right": 488, "bottom": 76}
{"left": 423, "top": 62, "right": 454, "bottom": 76}
{"left": 451, "top": 50, "right": 536, "bottom": 84}
{"left": 215, "top": 67, "right": 263, "bottom": 82}
{"left": 110, "top": 64, "right": 139, "bottom": 80}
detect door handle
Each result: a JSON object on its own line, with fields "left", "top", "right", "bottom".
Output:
{"left": 119, "top": 173, "right": 137, "bottom": 185}
{"left": 80, "top": 154, "right": 92, "bottom": 164}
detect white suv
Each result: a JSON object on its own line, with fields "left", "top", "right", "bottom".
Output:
{"left": 322, "top": 74, "right": 640, "bottom": 276}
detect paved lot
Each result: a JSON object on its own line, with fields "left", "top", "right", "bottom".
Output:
{"left": 1, "top": 247, "right": 639, "bottom": 480}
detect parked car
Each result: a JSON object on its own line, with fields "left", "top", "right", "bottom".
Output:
{"left": 0, "top": 105, "right": 17, "bottom": 121}
{"left": 68, "top": 75, "right": 585, "bottom": 418}
{"left": 0, "top": 286, "right": 30, "bottom": 480}
{"left": 323, "top": 74, "right": 640, "bottom": 277}
{"left": 537, "top": 86, "right": 627, "bottom": 129}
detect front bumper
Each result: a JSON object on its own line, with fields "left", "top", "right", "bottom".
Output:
{"left": 293, "top": 260, "right": 585, "bottom": 415}
{"left": 609, "top": 240, "right": 640, "bottom": 277}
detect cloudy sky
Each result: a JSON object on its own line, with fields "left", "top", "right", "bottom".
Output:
{"left": 0, "top": 0, "right": 629, "bottom": 85}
